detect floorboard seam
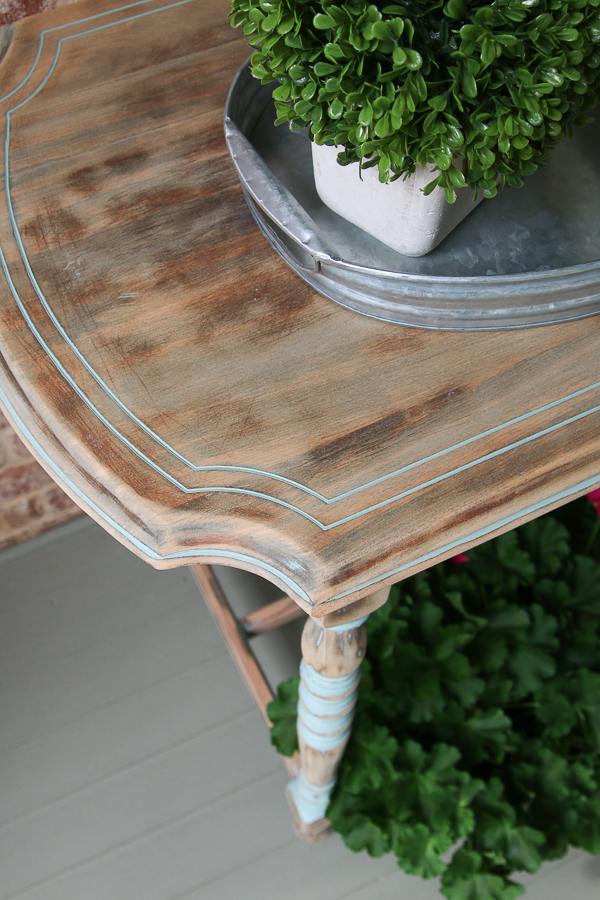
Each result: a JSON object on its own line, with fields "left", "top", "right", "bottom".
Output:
{"left": 167, "top": 835, "right": 298, "bottom": 900}
{"left": 335, "top": 862, "right": 403, "bottom": 900}
{"left": 1, "top": 768, "right": 284, "bottom": 900}
{"left": 0, "top": 707, "right": 260, "bottom": 830}
{"left": 0, "top": 588, "right": 209, "bottom": 681}
{"left": 0, "top": 647, "right": 235, "bottom": 757}
{"left": 0, "top": 516, "right": 93, "bottom": 567}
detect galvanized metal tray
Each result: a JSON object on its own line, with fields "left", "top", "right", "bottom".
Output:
{"left": 224, "top": 62, "right": 600, "bottom": 330}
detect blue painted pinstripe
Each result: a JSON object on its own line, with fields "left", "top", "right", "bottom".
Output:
{"left": 0, "top": 384, "right": 314, "bottom": 603}
{"left": 0, "top": 0, "right": 598, "bottom": 554}
{"left": 3, "top": 203, "right": 600, "bottom": 533}
{"left": 0, "top": 1, "right": 185, "bottom": 106}
{"left": 3, "top": 371, "right": 599, "bottom": 607}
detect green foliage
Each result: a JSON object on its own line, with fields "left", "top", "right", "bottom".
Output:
{"left": 268, "top": 498, "right": 600, "bottom": 898}
{"left": 266, "top": 676, "right": 300, "bottom": 756}
{"left": 230, "top": 0, "right": 600, "bottom": 200}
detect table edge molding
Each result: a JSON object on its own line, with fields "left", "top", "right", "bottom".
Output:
{"left": 2, "top": 0, "right": 600, "bottom": 527}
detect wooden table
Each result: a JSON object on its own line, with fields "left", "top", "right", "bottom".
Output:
{"left": 1, "top": 0, "right": 599, "bottom": 837}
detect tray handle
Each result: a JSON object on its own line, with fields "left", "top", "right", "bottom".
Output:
{"left": 224, "top": 117, "right": 336, "bottom": 272}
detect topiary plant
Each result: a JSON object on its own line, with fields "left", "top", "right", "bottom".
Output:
{"left": 230, "top": 0, "right": 600, "bottom": 203}
{"left": 268, "top": 497, "right": 600, "bottom": 900}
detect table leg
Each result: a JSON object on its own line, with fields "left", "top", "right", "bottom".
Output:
{"left": 287, "top": 587, "right": 390, "bottom": 840}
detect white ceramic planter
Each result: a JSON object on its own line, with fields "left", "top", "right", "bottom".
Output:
{"left": 311, "top": 142, "right": 485, "bottom": 257}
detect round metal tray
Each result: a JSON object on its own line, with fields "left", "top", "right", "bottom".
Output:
{"left": 224, "top": 62, "right": 600, "bottom": 330}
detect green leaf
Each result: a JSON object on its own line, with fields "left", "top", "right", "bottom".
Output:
{"left": 508, "top": 645, "right": 556, "bottom": 699}
{"left": 527, "top": 603, "right": 559, "bottom": 650}
{"left": 276, "top": 15, "right": 295, "bottom": 35}
{"left": 463, "top": 709, "right": 512, "bottom": 745}
{"left": 442, "top": 850, "right": 525, "bottom": 900}
{"left": 323, "top": 41, "right": 346, "bottom": 62}
{"left": 344, "top": 724, "right": 399, "bottom": 792}
{"left": 313, "top": 13, "right": 336, "bottom": 30}
{"left": 444, "top": 0, "right": 468, "bottom": 20}
{"left": 329, "top": 97, "right": 344, "bottom": 119}
{"left": 314, "top": 61, "right": 338, "bottom": 76}
{"left": 372, "top": 20, "right": 394, "bottom": 41}
{"left": 571, "top": 669, "right": 600, "bottom": 742}
{"left": 332, "top": 809, "right": 390, "bottom": 856}
{"left": 301, "top": 80, "right": 317, "bottom": 101}
{"left": 423, "top": 177, "right": 440, "bottom": 195}
{"left": 430, "top": 742, "right": 463, "bottom": 772}
{"left": 568, "top": 556, "right": 600, "bottom": 614}
{"left": 448, "top": 165, "right": 467, "bottom": 188}
{"left": 574, "top": 798, "right": 600, "bottom": 854}
{"left": 429, "top": 94, "right": 448, "bottom": 112}
{"left": 496, "top": 532, "right": 536, "bottom": 582}
{"left": 512, "top": 746, "right": 571, "bottom": 803}
{"left": 259, "top": 13, "right": 278, "bottom": 33}
{"left": 481, "top": 38, "right": 496, "bottom": 67}
{"left": 266, "top": 677, "right": 298, "bottom": 757}
{"left": 393, "top": 46, "right": 407, "bottom": 66}
{"left": 505, "top": 825, "right": 545, "bottom": 872}
{"left": 406, "top": 48, "right": 423, "bottom": 71}
{"left": 272, "top": 82, "right": 291, "bottom": 101}
{"left": 374, "top": 115, "right": 392, "bottom": 138}
{"left": 570, "top": 762, "right": 598, "bottom": 795}
{"left": 393, "top": 823, "right": 451, "bottom": 878}
{"left": 486, "top": 601, "right": 529, "bottom": 632}
{"left": 538, "top": 66, "right": 564, "bottom": 86}
{"left": 534, "top": 576, "right": 570, "bottom": 611}
{"left": 474, "top": 778, "right": 516, "bottom": 824}
{"left": 358, "top": 104, "right": 374, "bottom": 126}
{"left": 460, "top": 24, "right": 483, "bottom": 41}
{"left": 461, "top": 69, "right": 478, "bottom": 100}
{"left": 445, "top": 592, "right": 487, "bottom": 628}
{"left": 434, "top": 151, "right": 452, "bottom": 171}
{"left": 557, "top": 28, "right": 580, "bottom": 42}
{"left": 536, "top": 688, "right": 577, "bottom": 738}
{"left": 449, "top": 676, "right": 486, "bottom": 707}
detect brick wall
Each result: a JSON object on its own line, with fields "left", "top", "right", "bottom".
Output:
{"left": 0, "top": 411, "right": 83, "bottom": 549}
{"left": 0, "top": 0, "right": 78, "bottom": 27}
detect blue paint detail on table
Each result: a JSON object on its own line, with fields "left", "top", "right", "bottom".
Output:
{"left": 2, "top": 208, "right": 600, "bottom": 534}
{"left": 2, "top": 374, "right": 599, "bottom": 605}
{"left": 0, "top": 0, "right": 599, "bottom": 573}
{"left": 0, "top": 384, "right": 315, "bottom": 603}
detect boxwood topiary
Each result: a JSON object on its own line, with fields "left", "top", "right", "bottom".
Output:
{"left": 230, "top": 0, "right": 600, "bottom": 202}
{"left": 268, "top": 498, "right": 600, "bottom": 900}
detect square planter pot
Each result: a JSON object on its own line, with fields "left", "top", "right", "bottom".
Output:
{"left": 311, "top": 142, "right": 485, "bottom": 258}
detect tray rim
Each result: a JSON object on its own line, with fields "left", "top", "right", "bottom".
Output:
{"left": 224, "top": 60, "right": 600, "bottom": 330}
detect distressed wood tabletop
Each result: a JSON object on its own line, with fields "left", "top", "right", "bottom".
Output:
{"left": 0, "top": 0, "right": 599, "bottom": 614}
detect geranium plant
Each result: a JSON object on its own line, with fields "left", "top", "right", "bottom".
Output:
{"left": 230, "top": 0, "right": 600, "bottom": 202}
{"left": 268, "top": 497, "right": 600, "bottom": 900}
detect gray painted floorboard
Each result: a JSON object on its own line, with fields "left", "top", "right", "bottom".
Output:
{"left": 1, "top": 519, "right": 599, "bottom": 899}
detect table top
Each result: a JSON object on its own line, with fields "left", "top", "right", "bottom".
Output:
{"left": 0, "top": 0, "right": 599, "bottom": 615}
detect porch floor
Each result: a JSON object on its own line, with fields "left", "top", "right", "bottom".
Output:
{"left": 1, "top": 518, "right": 598, "bottom": 899}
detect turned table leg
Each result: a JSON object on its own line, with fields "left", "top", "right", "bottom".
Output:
{"left": 287, "top": 587, "right": 390, "bottom": 840}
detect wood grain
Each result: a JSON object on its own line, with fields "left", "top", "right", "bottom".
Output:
{"left": 241, "top": 595, "right": 305, "bottom": 636}
{"left": 0, "top": 0, "right": 86, "bottom": 550}
{"left": 290, "top": 615, "right": 367, "bottom": 836}
{"left": 0, "top": 0, "right": 599, "bottom": 612}
{"left": 190, "top": 563, "right": 300, "bottom": 778}
{"left": 190, "top": 564, "right": 275, "bottom": 723}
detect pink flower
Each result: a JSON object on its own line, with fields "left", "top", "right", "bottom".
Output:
{"left": 586, "top": 488, "right": 600, "bottom": 516}
{"left": 449, "top": 553, "right": 470, "bottom": 564}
